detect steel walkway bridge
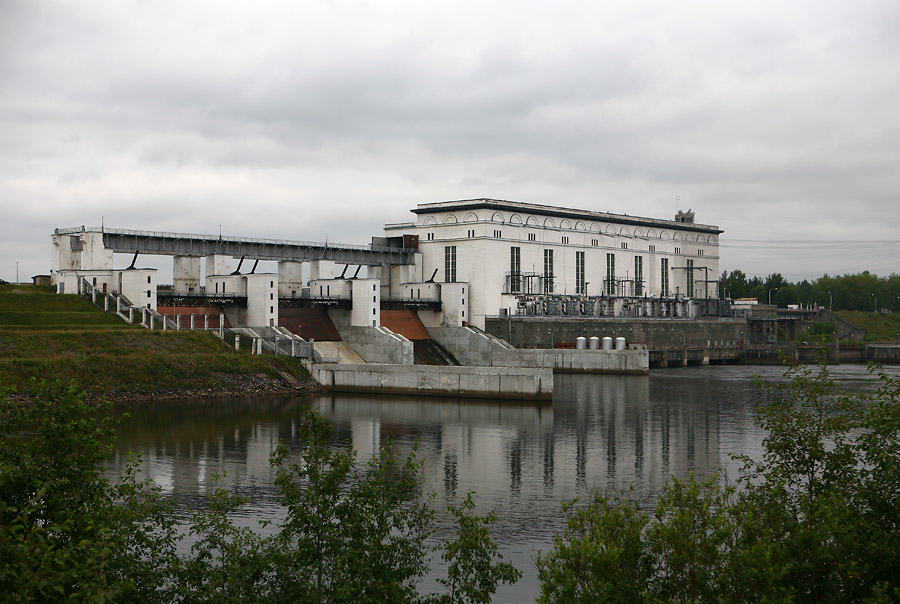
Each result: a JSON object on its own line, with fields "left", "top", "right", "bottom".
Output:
{"left": 54, "top": 226, "right": 416, "bottom": 265}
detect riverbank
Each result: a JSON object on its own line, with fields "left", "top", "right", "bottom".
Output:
{"left": 0, "top": 285, "right": 324, "bottom": 401}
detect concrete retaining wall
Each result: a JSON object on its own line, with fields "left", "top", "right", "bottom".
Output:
{"left": 311, "top": 363, "right": 553, "bottom": 399}
{"left": 427, "top": 327, "right": 509, "bottom": 366}
{"left": 347, "top": 326, "right": 414, "bottom": 365}
{"left": 428, "top": 326, "right": 649, "bottom": 374}
{"left": 486, "top": 317, "right": 747, "bottom": 350}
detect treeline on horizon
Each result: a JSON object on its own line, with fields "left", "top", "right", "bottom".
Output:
{"left": 720, "top": 270, "right": 900, "bottom": 312}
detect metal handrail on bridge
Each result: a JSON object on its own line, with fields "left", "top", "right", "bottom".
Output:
{"left": 54, "top": 226, "right": 409, "bottom": 255}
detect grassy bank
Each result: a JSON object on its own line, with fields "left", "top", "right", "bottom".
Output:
{"left": 0, "top": 286, "right": 319, "bottom": 398}
{"left": 836, "top": 310, "right": 900, "bottom": 342}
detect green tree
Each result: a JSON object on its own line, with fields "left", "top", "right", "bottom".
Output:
{"left": 265, "top": 410, "right": 433, "bottom": 604}
{"left": 1, "top": 382, "right": 519, "bottom": 603}
{"left": 536, "top": 493, "right": 651, "bottom": 603}
{"left": 0, "top": 380, "right": 179, "bottom": 602}
{"left": 536, "top": 362, "right": 900, "bottom": 603}
{"left": 436, "top": 493, "right": 522, "bottom": 604}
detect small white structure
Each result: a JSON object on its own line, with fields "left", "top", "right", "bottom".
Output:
{"left": 207, "top": 273, "right": 278, "bottom": 327}
{"left": 55, "top": 268, "right": 158, "bottom": 309}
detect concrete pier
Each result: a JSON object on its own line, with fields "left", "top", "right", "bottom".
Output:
{"left": 428, "top": 326, "right": 649, "bottom": 374}
{"left": 311, "top": 363, "right": 553, "bottom": 399}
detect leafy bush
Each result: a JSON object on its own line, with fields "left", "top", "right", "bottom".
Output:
{"left": 537, "top": 363, "right": 900, "bottom": 603}
{"left": 0, "top": 381, "right": 519, "bottom": 603}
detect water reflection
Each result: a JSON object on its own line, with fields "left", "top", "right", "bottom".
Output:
{"left": 108, "top": 365, "right": 894, "bottom": 603}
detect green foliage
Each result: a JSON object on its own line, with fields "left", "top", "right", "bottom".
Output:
{"left": 0, "top": 380, "right": 178, "bottom": 602}
{"left": 537, "top": 493, "right": 650, "bottom": 604}
{"left": 806, "top": 321, "right": 836, "bottom": 336}
{"left": 720, "top": 269, "right": 900, "bottom": 314}
{"left": 537, "top": 363, "right": 900, "bottom": 603}
{"left": 265, "top": 410, "right": 433, "bottom": 604}
{"left": 436, "top": 493, "right": 522, "bottom": 604}
{"left": 0, "top": 381, "right": 518, "bottom": 603}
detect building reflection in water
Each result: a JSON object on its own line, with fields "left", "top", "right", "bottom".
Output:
{"left": 109, "top": 367, "right": 780, "bottom": 603}
{"left": 109, "top": 372, "right": 735, "bottom": 534}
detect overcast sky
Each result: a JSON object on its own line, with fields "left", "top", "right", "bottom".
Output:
{"left": 2, "top": 0, "right": 899, "bottom": 284}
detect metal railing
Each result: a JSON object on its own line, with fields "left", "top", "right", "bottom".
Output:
{"left": 56, "top": 226, "right": 405, "bottom": 255}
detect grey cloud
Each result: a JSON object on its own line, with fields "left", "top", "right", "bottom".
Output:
{"left": 2, "top": 0, "right": 900, "bottom": 282}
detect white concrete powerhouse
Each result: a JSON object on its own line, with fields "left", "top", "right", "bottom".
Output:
{"left": 384, "top": 198, "right": 722, "bottom": 329}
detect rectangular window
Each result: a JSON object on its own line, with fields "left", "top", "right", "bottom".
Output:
{"left": 686, "top": 259, "right": 695, "bottom": 298}
{"left": 661, "top": 258, "right": 669, "bottom": 297}
{"left": 606, "top": 253, "right": 616, "bottom": 296}
{"left": 634, "top": 256, "right": 643, "bottom": 296}
{"left": 543, "top": 249, "right": 554, "bottom": 293}
{"left": 575, "top": 251, "right": 585, "bottom": 294}
{"left": 528, "top": 233, "right": 537, "bottom": 242}
{"left": 444, "top": 245, "right": 457, "bottom": 282}
{"left": 510, "top": 246, "right": 521, "bottom": 293}
{"left": 675, "top": 247, "right": 681, "bottom": 254}
{"left": 562, "top": 236, "right": 569, "bottom": 244}
{"left": 270, "top": 306, "right": 274, "bottom": 314}
{"left": 493, "top": 229, "right": 501, "bottom": 238}
{"left": 591, "top": 238, "right": 599, "bottom": 246}
{"left": 620, "top": 242, "right": 627, "bottom": 249}
{"left": 649, "top": 244, "right": 656, "bottom": 253}
{"left": 147, "top": 276, "right": 151, "bottom": 284}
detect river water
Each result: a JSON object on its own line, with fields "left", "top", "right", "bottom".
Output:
{"left": 108, "top": 364, "right": 897, "bottom": 603}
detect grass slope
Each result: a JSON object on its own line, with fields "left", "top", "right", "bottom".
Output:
{"left": 836, "top": 311, "right": 900, "bottom": 343}
{"left": 0, "top": 286, "right": 312, "bottom": 397}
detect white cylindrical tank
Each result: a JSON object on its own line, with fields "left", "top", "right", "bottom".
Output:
{"left": 602, "top": 336, "right": 613, "bottom": 350}
{"left": 576, "top": 336, "right": 586, "bottom": 350}
{"left": 589, "top": 336, "right": 600, "bottom": 350}
{"left": 615, "top": 336, "right": 627, "bottom": 350}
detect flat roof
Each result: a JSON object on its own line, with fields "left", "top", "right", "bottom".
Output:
{"left": 411, "top": 198, "right": 723, "bottom": 234}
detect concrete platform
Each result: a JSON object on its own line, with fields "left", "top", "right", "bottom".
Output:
{"left": 311, "top": 363, "right": 553, "bottom": 400}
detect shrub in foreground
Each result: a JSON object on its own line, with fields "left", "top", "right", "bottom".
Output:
{"left": 0, "top": 380, "right": 519, "bottom": 603}
{"left": 537, "top": 364, "right": 900, "bottom": 603}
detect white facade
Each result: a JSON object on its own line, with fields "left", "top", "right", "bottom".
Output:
{"left": 56, "top": 268, "right": 158, "bottom": 309}
{"left": 206, "top": 273, "right": 279, "bottom": 327}
{"left": 351, "top": 279, "right": 381, "bottom": 327}
{"left": 51, "top": 232, "right": 113, "bottom": 281}
{"left": 384, "top": 199, "right": 722, "bottom": 329}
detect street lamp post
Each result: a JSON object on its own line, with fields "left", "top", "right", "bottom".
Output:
{"left": 769, "top": 288, "right": 778, "bottom": 306}
{"left": 828, "top": 291, "right": 832, "bottom": 312}
{"left": 872, "top": 293, "right": 877, "bottom": 313}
